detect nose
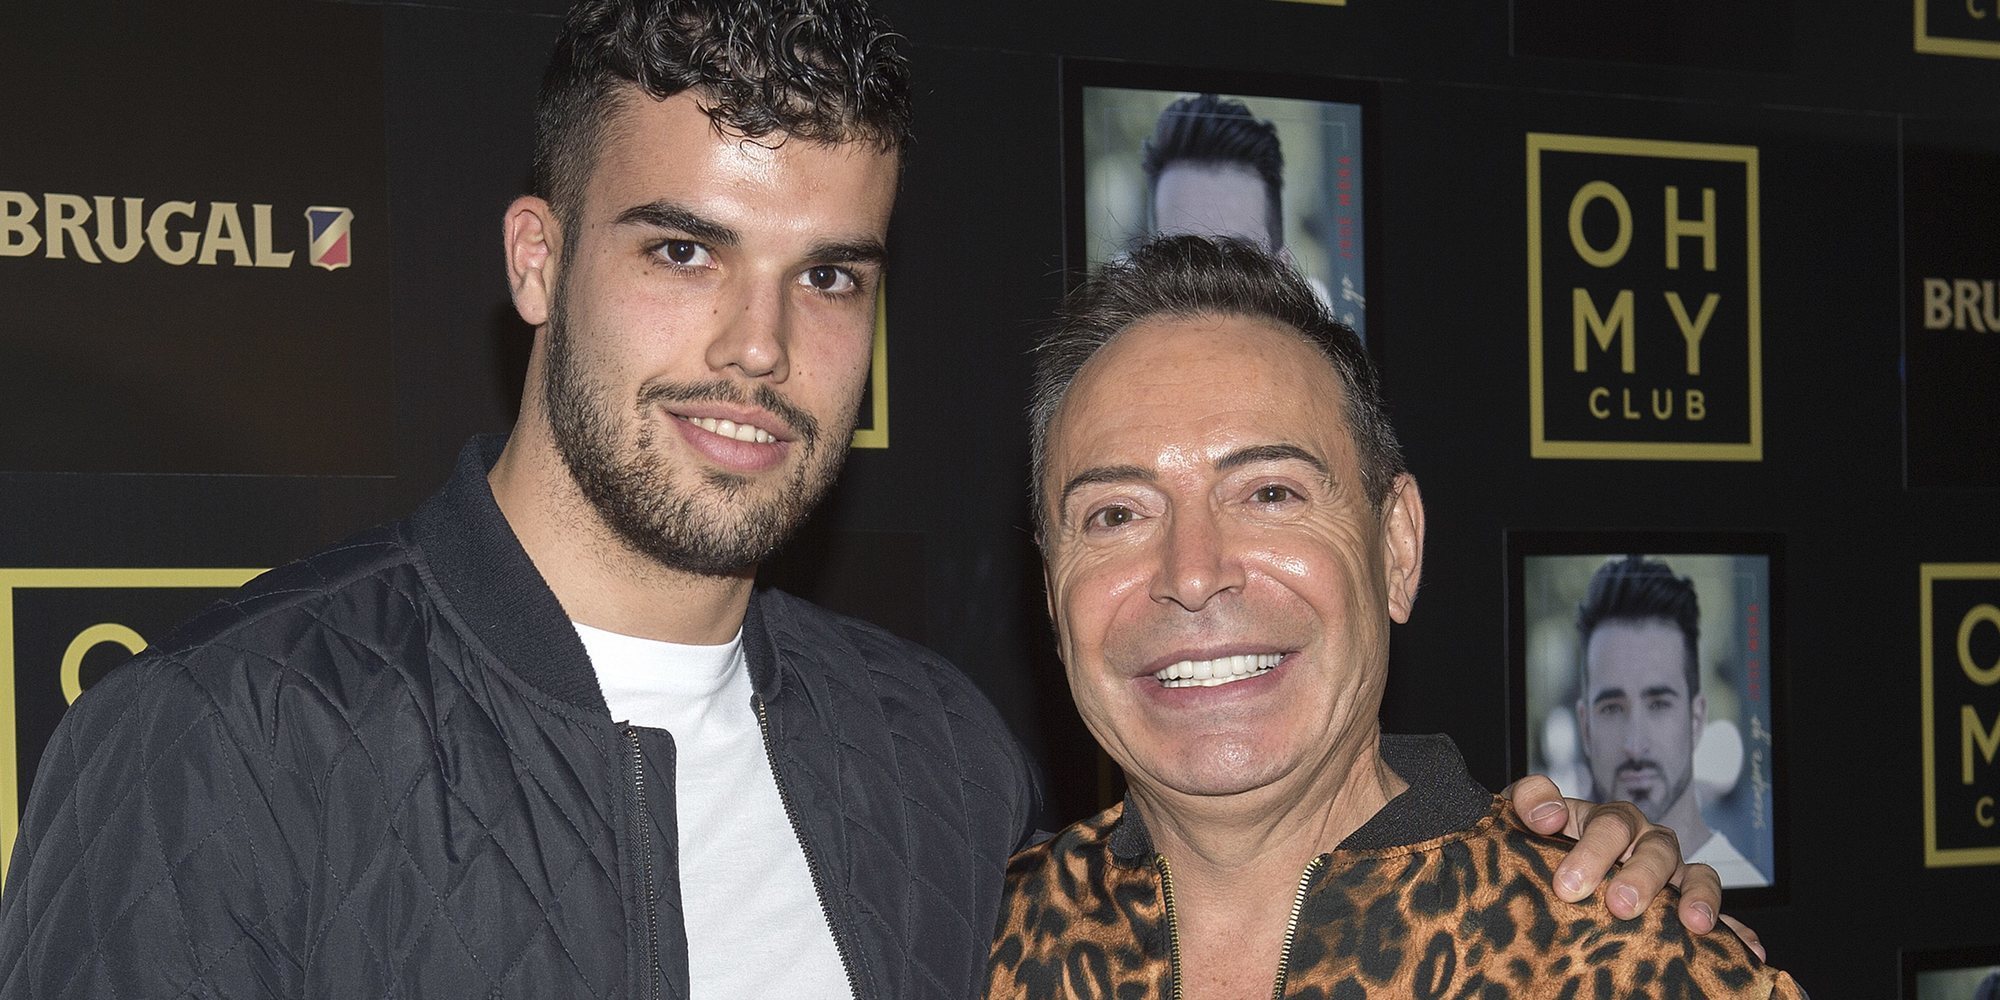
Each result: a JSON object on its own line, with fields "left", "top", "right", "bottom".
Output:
{"left": 705, "top": 278, "right": 790, "bottom": 381}
{"left": 1149, "top": 509, "right": 1245, "bottom": 613}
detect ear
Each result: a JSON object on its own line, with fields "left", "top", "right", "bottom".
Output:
{"left": 1691, "top": 691, "right": 1707, "bottom": 737}
{"left": 505, "top": 195, "right": 561, "bottom": 328}
{"left": 1380, "top": 473, "right": 1426, "bottom": 624}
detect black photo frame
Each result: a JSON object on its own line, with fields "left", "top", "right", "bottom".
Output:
{"left": 1060, "top": 59, "right": 1381, "bottom": 350}
{"left": 1506, "top": 530, "right": 1786, "bottom": 905}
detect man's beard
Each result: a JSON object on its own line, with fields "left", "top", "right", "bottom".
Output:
{"left": 1607, "top": 757, "right": 1693, "bottom": 823}
{"left": 541, "top": 298, "right": 856, "bottom": 577}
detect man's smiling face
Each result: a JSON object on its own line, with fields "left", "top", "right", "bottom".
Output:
{"left": 538, "top": 87, "right": 898, "bottom": 575}
{"left": 1040, "top": 312, "right": 1422, "bottom": 800}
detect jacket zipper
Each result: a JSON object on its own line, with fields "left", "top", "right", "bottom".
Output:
{"left": 1154, "top": 852, "right": 1329, "bottom": 1000}
{"left": 1268, "top": 855, "right": 1329, "bottom": 999}
{"left": 755, "top": 695, "right": 865, "bottom": 1000}
{"left": 625, "top": 727, "right": 662, "bottom": 1000}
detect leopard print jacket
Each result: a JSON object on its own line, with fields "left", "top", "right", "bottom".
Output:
{"left": 988, "top": 735, "right": 1805, "bottom": 999}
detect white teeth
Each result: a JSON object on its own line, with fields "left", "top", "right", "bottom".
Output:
{"left": 1153, "top": 653, "right": 1283, "bottom": 688}
{"left": 680, "top": 415, "right": 776, "bottom": 444}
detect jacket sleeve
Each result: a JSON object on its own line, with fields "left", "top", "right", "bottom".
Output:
{"left": 0, "top": 655, "right": 312, "bottom": 999}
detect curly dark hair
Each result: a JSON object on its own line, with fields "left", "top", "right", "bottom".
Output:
{"left": 1027, "top": 235, "right": 1402, "bottom": 540}
{"left": 1575, "top": 555, "right": 1702, "bottom": 698}
{"left": 533, "top": 0, "right": 913, "bottom": 235}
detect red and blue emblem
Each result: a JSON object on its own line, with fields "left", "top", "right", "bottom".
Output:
{"left": 304, "top": 206, "right": 353, "bottom": 271}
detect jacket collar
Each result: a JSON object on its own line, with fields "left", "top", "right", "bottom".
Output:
{"left": 407, "top": 435, "right": 786, "bottom": 715}
{"left": 1107, "top": 733, "right": 1493, "bottom": 864}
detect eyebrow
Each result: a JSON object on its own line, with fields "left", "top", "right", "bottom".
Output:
{"left": 613, "top": 201, "right": 739, "bottom": 247}
{"left": 1590, "top": 685, "right": 1683, "bottom": 706}
{"left": 1213, "top": 442, "right": 1330, "bottom": 479}
{"left": 804, "top": 238, "right": 889, "bottom": 267}
{"left": 1057, "top": 464, "right": 1154, "bottom": 519}
{"left": 1054, "top": 443, "right": 1332, "bottom": 521}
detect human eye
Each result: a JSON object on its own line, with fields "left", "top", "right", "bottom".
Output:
{"left": 799, "top": 264, "right": 861, "bottom": 296}
{"left": 1250, "top": 483, "right": 1301, "bottom": 505}
{"left": 1597, "top": 701, "right": 1626, "bottom": 719}
{"left": 651, "top": 239, "right": 715, "bottom": 269}
{"left": 1083, "top": 504, "right": 1139, "bottom": 533}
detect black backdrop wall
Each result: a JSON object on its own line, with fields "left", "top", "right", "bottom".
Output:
{"left": 4, "top": 0, "right": 1999, "bottom": 993}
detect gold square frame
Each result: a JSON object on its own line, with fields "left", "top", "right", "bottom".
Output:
{"left": 0, "top": 568, "right": 262, "bottom": 886}
{"left": 1525, "top": 132, "right": 1763, "bottom": 462}
{"left": 1920, "top": 562, "right": 2000, "bottom": 868}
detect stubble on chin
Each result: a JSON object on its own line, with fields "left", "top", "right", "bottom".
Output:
{"left": 538, "top": 302, "right": 860, "bottom": 577}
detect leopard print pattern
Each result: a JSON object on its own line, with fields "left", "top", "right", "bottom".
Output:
{"left": 987, "top": 800, "right": 1805, "bottom": 999}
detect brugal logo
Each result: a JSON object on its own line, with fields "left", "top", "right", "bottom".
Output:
{"left": 1922, "top": 564, "right": 2000, "bottom": 868}
{"left": 1526, "top": 133, "right": 1762, "bottom": 461}
{"left": 0, "top": 192, "right": 353, "bottom": 270}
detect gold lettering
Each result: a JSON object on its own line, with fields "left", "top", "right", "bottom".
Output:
{"left": 1971, "top": 0, "right": 1989, "bottom": 18}
{"left": 0, "top": 191, "right": 41, "bottom": 257}
{"left": 198, "top": 202, "right": 252, "bottom": 267}
{"left": 1665, "top": 291, "right": 1719, "bottom": 375}
{"left": 1986, "top": 280, "right": 2000, "bottom": 331}
{"left": 59, "top": 623, "right": 146, "bottom": 706}
{"left": 1980, "top": 796, "right": 1996, "bottom": 828}
{"left": 1925, "top": 278, "right": 1953, "bottom": 329}
{"left": 91, "top": 196, "right": 145, "bottom": 264}
{"left": 1686, "top": 389, "right": 1706, "bottom": 421}
{"left": 146, "top": 201, "right": 199, "bottom": 265}
{"left": 44, "top": 193, "right": 101, "bottom": 263}
{"left": 1955, "top": 279, "right": 1989, "bottom": 333}
{"left": 1622, "top": 388, "right": 1640, "bottom": 420}
{"left": 1966, "top": 704, "right": 2000, "bottom": 785}
{"left": 1589, "top": 387, "right": 1611, "bottom": 419}
{"left": 1651, "top": 388, "right": 1673, "bottom": 420}
{"left": 251, "top": 204, "right": 293, "bottom": 269}
{"left": 1572, "top": 288, "right": 1635, "bottom": 373}
{"left": 1665, "top": 186, "right": 1717, "bottom": 272}
{"left": 1567, "top": 181, "right": 1632, "bottom": 269}
{"left": 1960, "top": 604, "right": 2000, "bottom": 686}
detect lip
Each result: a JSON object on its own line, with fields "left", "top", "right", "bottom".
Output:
{"left": 1134, "top": 646, "right": 1295, "bottom": 680}
{"left": 661, "top": 402, "right": 798, "bottom": 443}
{"left": 664, "top": 404, "right": 794, "bottom": 474}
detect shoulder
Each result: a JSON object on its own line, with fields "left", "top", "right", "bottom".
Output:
{"left": 64, "top": 523, "right": 432, "bottom": 749}
{"left": 1004, "top": 802, "right": 1125, "bottom": 887}
{"left": 754, "top": 587, "right": 1025, "bottom": 755}
{"left": 1468, "top": 810, "right": 1795, "bottom": 997}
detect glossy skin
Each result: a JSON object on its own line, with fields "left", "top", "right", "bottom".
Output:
{"left": 494, "top": 87, "right": 898, "bottom": 641}
{"left": 1153, "top": 162, "right": 1278, "bottom": 250}
{"left": 1579, "top": 619, "right": 1706, "bottom": 826}
{"left": 1043, "top": 313, "right": 1417, "bottom": 808}
{"left": 1041, "top": 312, "right": 1744, "bottom": 947}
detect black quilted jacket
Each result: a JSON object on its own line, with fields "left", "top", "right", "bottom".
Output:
{"left": 0, "top": 437, "right": 1039, "bottom": 999}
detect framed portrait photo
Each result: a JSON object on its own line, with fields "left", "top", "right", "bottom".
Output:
{"left": 1903, "top": 945, "right": 2000, "bottom": 1000}
{"left": 1507, "top": 531, "right": 1784, "bottom": 901}
{"left": 1061, "top": 61, "right": 1377, "bottom": 343}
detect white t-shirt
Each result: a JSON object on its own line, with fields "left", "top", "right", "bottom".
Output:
{"left": 575, "top": 622, "right": 851, "bottom": 999}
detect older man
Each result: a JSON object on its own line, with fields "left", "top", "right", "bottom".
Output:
{"left": 988, "top": 236, "right": 1802, "bottom": 999}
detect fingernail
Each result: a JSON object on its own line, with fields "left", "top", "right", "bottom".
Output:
{"left": 1691, "top": 902, "right": 1715, "bottom": 928}
{"left": 1529, "top": 801, "right": 1564, "bottom": 824}
{"left": 1558, "top": 867, "right": 1584, "bottom": 897}
{"left": 1613, "top": 885, "right": 1639, "bottom": 916}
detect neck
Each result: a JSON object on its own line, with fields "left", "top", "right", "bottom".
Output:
{"left": 1658, "top": 788, "right": 1714, "bottom": 854}
{"left": 488, "top": 418, "right": 754, "bottom": 645}
{"left": 1131, "top": 724, "right": 1407, "bottom": 886}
